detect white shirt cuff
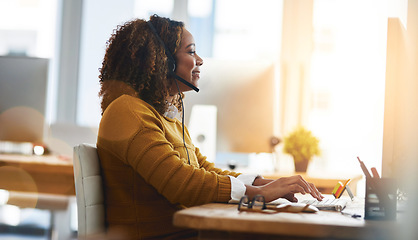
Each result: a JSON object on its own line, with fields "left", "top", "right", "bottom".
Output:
{"left": 229, "top": 176, "right": 246, "bottom": 201}
{"left": 228, "top": 174, "right": 260, "bottom": 201}
{"left": 237, "top": 173, "right": 261, "bottom": 185}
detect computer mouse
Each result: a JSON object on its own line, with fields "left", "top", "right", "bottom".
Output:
{"left": 277, "top": 203, "right": 319, "bottom": 213}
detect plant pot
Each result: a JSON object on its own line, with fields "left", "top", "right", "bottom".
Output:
{"left": 294, "top": 158, "right": 309, "bottom": 173}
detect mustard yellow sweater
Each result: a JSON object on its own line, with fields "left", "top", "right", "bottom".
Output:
{"left": 97, "top": 95, "right": 240, "bottom": 239}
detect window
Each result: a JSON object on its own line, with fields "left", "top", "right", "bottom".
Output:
{"left": 0, "top": 0, "right": 58, "bottom": 57}
{"left": 212, "top": 0, "right": 282, "bottom": 60}
{"left": 306, "top": 0, "right": 388, "bottom": 175}
{"left": 0, "top": 0, "right": 58, "bottom": 125}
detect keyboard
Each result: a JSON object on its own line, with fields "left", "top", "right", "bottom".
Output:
{"left": 301, "top": 198, "right": 347, "bottom": 211}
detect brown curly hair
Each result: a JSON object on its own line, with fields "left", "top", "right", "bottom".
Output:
{"left": 98, "top": 15, "right": 185, "bottom": 115}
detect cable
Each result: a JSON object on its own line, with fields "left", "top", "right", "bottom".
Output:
{"left": 173, "top": 80, "right": 191, "bottom": 165}
{"left": 147, "top": 20, "right": 192, "bottom": 165}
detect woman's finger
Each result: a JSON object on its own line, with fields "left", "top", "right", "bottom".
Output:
{"left": 309, "top": 182, "right": 324, "bottom": 200}
{"left": 288, "top": 183, "right": 307, "bottom": 195}
{"left": 283, "top": 193, "right": 298, "bottom": 202}
{"left": 284, "top": 175, "right": 313, "bottom": 193}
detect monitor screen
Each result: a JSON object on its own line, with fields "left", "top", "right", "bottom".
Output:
{"left": 0, "top": 56, "right": 49, "bottom": 143}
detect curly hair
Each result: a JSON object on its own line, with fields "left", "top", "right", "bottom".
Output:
{"left": 98, "top": 15, "right": 185, "bottom": 115}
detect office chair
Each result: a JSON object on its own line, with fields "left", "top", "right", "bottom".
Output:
{"left": 73, "top": 143, "right": 106, "bottom": 238}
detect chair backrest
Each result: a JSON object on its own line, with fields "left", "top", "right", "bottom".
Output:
{"left": 73, "top": 143, "right": 106, "bottom": 238}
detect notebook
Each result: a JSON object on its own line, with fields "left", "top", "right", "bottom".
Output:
{"left": 231, "top": 195, "right": 348, "bottom": 212}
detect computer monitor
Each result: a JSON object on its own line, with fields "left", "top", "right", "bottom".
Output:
{"left": 0, "top": 56, "right": 49, "bottom": 143}
{"left": 184, "top": 58, "right": 277, "bottom": 154}
{"left": 381, "top": 18, "right": 418, "bottom": 180}
{"left": 383, "top": 4, "right": 418, "bottom": 238}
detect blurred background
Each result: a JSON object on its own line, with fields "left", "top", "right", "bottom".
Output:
{"left": 0, "top": 0, "right": 417, "bottom": 239}
{"left": 1, "top": 0, "right": 408, "bottom": 174}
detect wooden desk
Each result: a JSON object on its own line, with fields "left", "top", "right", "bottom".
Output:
{"left": 0, "top": 154, "right": 75, "bottom": 195}
{"left": 0, "top": 154, "right": 75, "bottom": 240}
{"left": 173, "top": 196, "right": 400, "bottom": 240}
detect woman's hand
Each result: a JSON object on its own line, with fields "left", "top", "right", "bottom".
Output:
{"left": 246, "top": 175, "right": 324, "bottom": 203}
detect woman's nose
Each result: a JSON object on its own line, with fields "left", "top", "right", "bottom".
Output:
{"left": 196, "top": 54, "right": 203, "bottom": 66}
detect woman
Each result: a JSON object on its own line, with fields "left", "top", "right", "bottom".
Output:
{"left": 97, "top": 15, "right": 323, "bottom": 239}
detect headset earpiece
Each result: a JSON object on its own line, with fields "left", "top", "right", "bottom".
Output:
{"left": 167, "top": 57, "right": 176, "bottom": 73}
{"left": 147, "top": 21, "right": 176, "bottom": 74}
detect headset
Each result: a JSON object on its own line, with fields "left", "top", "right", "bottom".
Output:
{"left": 146, "top": 21, "right": 199, "bottom": 92}
{"left": 147, "top": 20, "right": 197, "bottom": 165}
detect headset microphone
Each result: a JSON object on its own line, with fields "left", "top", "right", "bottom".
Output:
{"left": 173, "top": 73, "right": 199, "bottom": 92}
{"left": 147, "top": 21, "right": 199, "bottom": 92}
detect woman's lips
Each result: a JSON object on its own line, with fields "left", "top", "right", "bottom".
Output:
{"left": 192, "top": 71, "right": 200, "bottom": 79}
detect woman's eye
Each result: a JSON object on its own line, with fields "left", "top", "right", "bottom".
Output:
{"left": 188, "top": 51, "right": 196, "bottom": 55}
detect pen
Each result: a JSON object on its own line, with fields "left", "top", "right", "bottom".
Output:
{"left": 356, "top": 157, "right": 373, "bottom": 180}
{"left": 357, "top": 157, "right": 389, "bottom": 204}
{"left": 356, "top": 156, "right": 378, "bottom": 192}
{"left": 371, "top": 167, "right": 380, "bottom": 178}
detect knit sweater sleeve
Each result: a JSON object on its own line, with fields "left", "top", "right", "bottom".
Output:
{"left": 98, "top": 96, "right": 232, "bottom": 207}
{"left": 194, "top": 147, "right": 241, "bottom": 178}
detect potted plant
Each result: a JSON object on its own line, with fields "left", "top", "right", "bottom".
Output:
{"left": 283, "top": 126, "right": 320, "bottom": 172}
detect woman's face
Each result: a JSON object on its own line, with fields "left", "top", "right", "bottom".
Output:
{"left": 171, "top": 29, "right": 203, "bottom": 93}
